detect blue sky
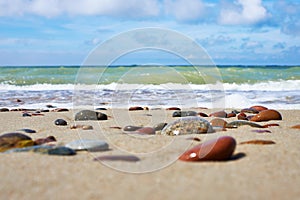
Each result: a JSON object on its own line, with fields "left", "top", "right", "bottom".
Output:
{"left": 0, "top": 0, "right": 299, "bottom": 65}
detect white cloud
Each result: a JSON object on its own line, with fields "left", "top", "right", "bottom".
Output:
{"left": 219, "top": 0, "right": 267, "bottom": 25}
{"left": 0, "top": 0, "right": 160, "bottom": 18}
{"left": 164, "top": 0, "right": 204, "bottom": 22}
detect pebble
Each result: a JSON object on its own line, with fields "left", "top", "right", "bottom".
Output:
{"left": 93, "top": 155, "right": 140, "bottom": 162}
{"left": 291, "top": 124, "right": 300, "bottom": 129}
{"left": 34, "top": 136, "right": 57, "bottom": 145}
{"left": 0, "top": 108, "right": 9, "bottom": 112}
{"left": 241, "top": 108, "right": 259, "bottom": 114}
{"left": 179, "top": 136, "right": 236, "bottom": 161}
{"left": 70, "top": 124, "right": 93, "bottom": 130}
{"left": 153, "top": 123, "right": 168, "bottom": 131}
{"left": 250, "top": 109, "right": 282, "bottom": 122}
{"left": 237, "top": 112, "right": 247, "bottom": 120}
{"left": 0, "top": 133, "right": 33, "bottom": 152}
{"left": 54, "top": 119, "right": 68, "bottom": 126}
{"left": 251, "top": 130, "right": 272, "bottom": 133}
{"left": 250, "top": 105, "right": 268, "bottom": 112}
{"left": 161, "top": 116, "right": 213, "bottom": 136}
{"left": 166, "top": 107, "right": 181, "bottom": 110}
{"left": 95, "top": 108, "right": 107, "bottom": 110}
{"left": 209, "top": 111, "right": 227, "bottom": 118}
{"left": 75, "top": 110, "right": 108, "bottom": 121}
{"left": 51, "top": 108, "right": 69, "bottom": 112}
{"left": 198, "top": 112, "right": 208, "bottom": 117}
{"left": 226, "top": 120, "right": 264, "bottom": 128}
{"left": 4, "top": 145, "right": 76, "bottom": 155}
{"left": 186, "top": 137, "right": 201, "bottom": 142}
{"left": 226, "top": 113, "right": 236, "bottom": 118}
{"left": 123, "top": 125, "right": 143, "bottom": 132}
{"left": 65, "top": 139, "right": 109, "bottom": 152}
{"left": 17, "top": 128, "right": 36, "bottom": 134}
{"left": 172, "top": 111, "right": 198, "bottom": 117}
{"left": 128, "top": 106, "right": 144, "bottom": 111}
{"left": 240, "top": 140, "right": 275, "bottom": 145}
{"left": 210, "top": 118, "right": 227, "bottom": 128}
{"left": 136, "top": 127, "right": 156, "bottom": 135}
{"left": 22, "top": 113, "right": 32, "bottom": 117}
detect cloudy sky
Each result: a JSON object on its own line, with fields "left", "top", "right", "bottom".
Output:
{"left": 0, "top": 0, "right": 299, "bottom": 65}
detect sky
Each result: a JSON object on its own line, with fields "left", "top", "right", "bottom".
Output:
{"left": 0, "top": 0, "right": 299, "bottom": 66}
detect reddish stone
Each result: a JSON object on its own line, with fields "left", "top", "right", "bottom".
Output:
{"left": 250, "top": 105, "right": 268, "bottom": 112}
{"left": 291, "top": 124, "right": 300, "bottom": 129}
{"left": 210, "top": 118, "right": 227, "bottom": 128}
{"left": 34, "top": 136, "right": 57, "bottom": 145}
{"left": 250, "top": 109, "right": 282, "bottom": 122}
{"left": 179, "top": 136, "right": 236, "bottom": 162}
{"left": 136, "top": 127, "right": 156, "bottom": 135}
{"left": 209, "top": 111, "right": 227, "bottom": 118}
{"left": 166, "top": 107, "right": 181, "bottom": 111}
{"left": 227, "top": 113, "right": 236, "bottom": 118}
{"left": 237, "top": 112, "right": 247, "bottom": 120}
{"left": 198, "top": 112, "right": 208, "bottom": 117}
{"left": 129, "top": 106, "right": 144, "bottom": 111}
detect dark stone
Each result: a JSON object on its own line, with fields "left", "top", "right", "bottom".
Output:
{"left": 198, "top": 112, "right": 208, "bottom": 117}
{"left": 129, "top": 106, "right": 144, "bottom": 111}
{"left": 172, "top": 111, "right": 198, "bottom": 117}
{"left": 95, "top": 108, "right": 107, "bottom": 110}
{"left": 46, "top": 104, "right": 56, "bottom": 108}
{"left": 123, "top": 125, "right": 143, "bottom": 132}
{"left": 75, "top": 110, "right": 108, "bottom": 121}
{"left": 52, "top": 108, "right": 69, "bottom": 112}
{"left": 0, "top": 108, "right": 9, "bottom": 112}
{"left": 18, "top": 128, "right": 36, "bottom": 134}
{"left": 54, "top": 119, "right": 68, "bottom": 126}
{"left": 22, "top": 113, "right": 32, "bottom": 117}
{"left": 166, "top": 107, "right": 181, "bottom": 110}
{"left": 47, "top": 146, "right": 77, "bottom": 156}
{"left": 153, "top": 123, "right": 168, "bottom": 131}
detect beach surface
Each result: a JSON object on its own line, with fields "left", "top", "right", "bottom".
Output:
{"left": 0, "top": 108, "right": 299, "bottom": 200}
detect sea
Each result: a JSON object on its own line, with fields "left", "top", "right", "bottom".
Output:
{"left": 0, "top": 65, "right": 299, "bottom": 110}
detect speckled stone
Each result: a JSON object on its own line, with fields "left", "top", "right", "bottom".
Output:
{"left": 172, "top": 111, "right": 198, "bottom": 117}
{"left": 75, "top": 110, "right": 107, "bottom": 121}
{"left": 65, "top": 139, "right": 109, "bottom": 152}
{"left": 161, "top": 117, "right": 213, "bottom": 136}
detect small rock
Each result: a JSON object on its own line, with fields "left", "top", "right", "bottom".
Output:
{"left": 136, "top": 127, "right": 156, "bottom": 135}
{"left": 0, "top": 108, "right": 9, "bottom": 112}
{"left": 237, "top": 112, "right": 247, "bottom": 120}
{"left": 5, "top": 145, "right": 76, "bottom": 156}
{"left": 240, "top": 140, "right": 275, "bottom": 145}
{"left": 93, "top": 155, "right": 140, "bottom": 162}
{"left": 17, "top": 128, "right": 36, "bottom": 134}
{"left": 209, "top": 111, "right": 227, "bottom": 118}
{"left": 198, "top": 112, "right": 208, "bottom": 117}
{"left": 54, "top": 119, "right": 68, "bottom": 126}
{"left": 251, "top": 130, "right": 272, "bottom": 133}
{"left": 82, "top": 125, "right": 93, "bottom": 130}
{"left": 210, "top": 118, "right": 227, "bottom": 128}
{"left": 52, "top": 108, "right": 69, "bottom": 112}
{"left": 22, "top": 113, "right": 32, "bottom": 117}
{"left": 250, "top": 105, "right": 268, "bottom": 112}
{"left": 47, "top": 146, "right": 77, "bottom": 155}
{"left": 65, "top": 139, "right": 109, "bottom": 152}
{"left": 179, "top": 136, "right": 236, "bottom": 161}
{"left": 75, "top": 110, "right": 107, "bottom": 121}
{"left": 241, "top": 108, "right": 259, "bottom": 114}
{"left": 46, "top": 104, "right": 56, "bottom": 108}
{"left": 161, "top": 117, "right": 213, "bottom": 136}
{"left": 172, "top": 111, "right": 198, "bottom": 117}
{"left": 153, "top": 123, "right": 168, "bottom": 131}
{"left": 250, "top": 109, "right": 282, "bottom": 122}
{"left": 0, "top": 133, "right": 33, "bottom": 152}
{"left": 291, "top": 124, "right": 300, "bottom": 129}
{"left": 95, "top": 108, "right": 107, "bottom": 110}
{"left": 226, "top": 113, "right": 236, "bottom": 118}
{"left": 166, "top": 107, "right": 181, "bottom": 110}
{"left": 128, "top": 106, "right": 144, "bottom": 111}
{"left": 123, "top": 125, "right": 143, "bottom": 132}
{"left": 34, "top": 136, "right": 57, "bottom": 145}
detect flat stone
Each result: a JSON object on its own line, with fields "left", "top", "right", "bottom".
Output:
{"left": 75, "top": 110, "right": 107, "bottom": 121}
{"left": 65, "top": 139, "right": 109, "bottom": 152}
{"left": 161, "top": 116, "right": 213, "bottom": 136}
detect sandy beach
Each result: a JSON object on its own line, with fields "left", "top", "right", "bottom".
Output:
{"left": 0, "top": 108, "right": 300, "bottom": 200}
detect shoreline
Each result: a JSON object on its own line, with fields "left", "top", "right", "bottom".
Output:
{"left": 0, "top": 107, "right": 300, "bottom": 199}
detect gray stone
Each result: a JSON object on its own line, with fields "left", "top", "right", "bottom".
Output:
{"left": 65, "top": 139, "right": 109, "bottom": 152}
{"left": 75, "top": 110, "right": 107, "bottom": 121}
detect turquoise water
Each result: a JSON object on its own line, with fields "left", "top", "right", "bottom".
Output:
{"left": 0, "top": 65, "right": 299, "bottom": 109}
{"left": 0, "top": 65, "right": 299, "bottom": 85}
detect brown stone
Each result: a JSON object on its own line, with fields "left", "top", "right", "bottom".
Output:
{"left": 291, "top": 124, "right": 300, "bottom": 129}
{"left": 198, "top": 112, "right": 208, "bottom": 117}
{"left": 250, "top": 105, "right": 268, "bottom": 112}
{"left": 129, "top": 106, "right": 144, "bottom": 111}
{"left": 166, "top": 107, "right": 181, "bottom": 111}
{"left": 250, "top": 109, "right": 282, "bottom": 122}
{"left": 0, "top": 133, "right": 33, "bottom": 152}
{"left": 226, "top": 113, "right": 236, "bottom": 118}
{"left": 210, "top": 118, "right": 227, "bottom": 128}
{"left": 237, "top": 112, "right": 247, "bottom": 120}
{"left": 209, "top": 111, "right": 227, "bottom": 118}
{"left": 179, "top": 136, "right": 236, "bottom": 161}
{"left": 241, "top": 108, "right": 259, "bottom": 114}
{"left": 136, "top": 127, "right": 156, "bottom": 135}
{"left": 34, "top": 136, "right": 57, "bottom": 145}
{"left": 240, "top": 140, "right": 275, "bottom": 145}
